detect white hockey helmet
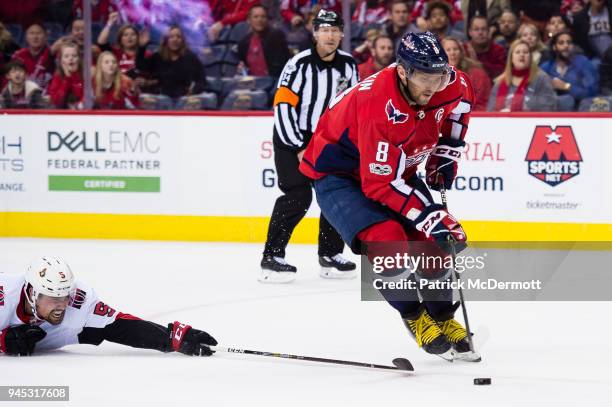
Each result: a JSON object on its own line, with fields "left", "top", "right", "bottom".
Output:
{"left": 25, "top": 256, "right": 75, "bottom": 299}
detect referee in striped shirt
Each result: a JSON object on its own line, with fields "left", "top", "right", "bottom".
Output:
{"left": 259, "top": 10, "right": 359, "bottom": 283}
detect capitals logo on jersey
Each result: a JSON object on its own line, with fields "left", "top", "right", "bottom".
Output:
{"left": 0, "top": 286, "right": 4, "bottom": 306}
{"left": 525, "top": 126, "right": 582, "bottom": 186}
{"left": 386, "top": 99, "right": 408, "bottom": 124}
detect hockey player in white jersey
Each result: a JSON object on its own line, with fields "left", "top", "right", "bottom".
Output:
{"left": 0, "top": 257, "right": 217, "bottom": 356}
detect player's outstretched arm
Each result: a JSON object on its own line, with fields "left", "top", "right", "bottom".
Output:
{"left": 78, "top": 317, "right": 218, "bottom": 356}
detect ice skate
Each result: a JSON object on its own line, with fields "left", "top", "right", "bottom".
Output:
{"left": 259, "top": 256, "right": 297, "bottom": 283}
{"left": 403, "top": 307, "right": 455, "bottom": 361}
{"left": 436, "top": 317, "right": 481, "bottom": 362}
{"left": 319, "top": 254, "right": 357, "bottom": 279}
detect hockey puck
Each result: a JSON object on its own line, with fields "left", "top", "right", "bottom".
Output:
{"left": 474, "top": 378, "right": 491, "bottom": 385}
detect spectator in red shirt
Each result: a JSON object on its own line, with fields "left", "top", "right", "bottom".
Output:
{"left": 97, "top": 11, "right": 151, "bottom": 79}
{"left": 358, "top": 35, "right": 394, "bottom": 78}
{"left": 12, "top": 23, "right": 55, "bottom": 89}
{"left": 208, "top": 0, "right": 261, "bottom": 42}
{"left": 281, "top": 0, "right": 309, "bottom": 27}
{"left": 464, "top": 15, "right": 507, "bottom": 80}
{"left": 442, "top": 36, "right": 491, "bottom": 111}
{"left": 561, "top": 0, "right": 588, "bottom": 22}
{"left": 72, "top": 0, "right": 118, "bottom": 23}
{"left": 352, "top": 0, "right": 389, "bottom": 26}
{"left": 237, "top": 5, "right": 291, "bottom": 78}
{"left": 47, "top": 42, "right": 84, "bottom": 109}
{"left": 1, "top": 59, "right": 44, "bottom": 108}
{"left": 93, "top": 51, "right": 139, "bottom": 109}
{"left": 352, "top": 27, "right": 383, "bottom": 64}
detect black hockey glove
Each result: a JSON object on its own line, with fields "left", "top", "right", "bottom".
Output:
{"left": 0, "top": 325, "right": 47, "bottom": 356}
{"left": 168, "top": 321, "right": 218, "bottom": 356}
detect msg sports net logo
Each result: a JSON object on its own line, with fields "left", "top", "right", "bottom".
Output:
{"left": 525, "top": 126, "right": 582, "bottom": 187}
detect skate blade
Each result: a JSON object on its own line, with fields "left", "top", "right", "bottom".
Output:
{"left": 434, "top": 348, "right": 456, "bottom": 362}
{"left": 454, "top": 350, "right": 481, "bottom": 362}
{"left": 258, "top": 270, "right": 296, "bottom": 284}
{"left": 319, "top": 267, "right": 357, "bottom": 280}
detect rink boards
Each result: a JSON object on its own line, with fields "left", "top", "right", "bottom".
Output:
{"left": 0, "top": 111, "right": 611, "bottom": 241}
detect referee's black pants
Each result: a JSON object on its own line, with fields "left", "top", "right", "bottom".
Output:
{"left": 263, "top": 142, "right": 345, "bottom": 258}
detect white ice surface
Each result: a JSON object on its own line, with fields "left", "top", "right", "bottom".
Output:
{"left": 0, "top": 238, "right": 610, "bottom": 407}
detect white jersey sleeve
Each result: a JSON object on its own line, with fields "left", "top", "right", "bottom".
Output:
{"left": 0, "top": 273, "right": 27, "bottom": 331}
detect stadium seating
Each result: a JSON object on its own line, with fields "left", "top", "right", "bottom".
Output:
{"left": 221, "top": 89, "right": 268, "bottom": 110}
{"left": 175, "top": 92, "right": 218, "bottom": 110}
{"left": 43, "top": 22, "right": 64, "bottom": 44}
{"left": 578, "top": 96, "right": 612, "bottom": 112}
{"left": 139, "top": 94, "right": 173, "bottom": 110}
{"left": 6, "top": 24, "right": 23, "bottom": 46}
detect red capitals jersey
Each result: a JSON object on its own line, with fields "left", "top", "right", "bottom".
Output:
{"left": 12, "top": 47, "right": 55, "bottom": 88}
{"left": 300, "top": 64, "right": 473, "bottom": 220}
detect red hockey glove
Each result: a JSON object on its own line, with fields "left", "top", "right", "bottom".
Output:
{"left": 414, "top": 204, "right": 467, "bottom": 253}
{"left": 425, "top": 137, "right": 465, "bottom": 191}
{"left": 168, "top": 321, "right": 218, "bottom": 356}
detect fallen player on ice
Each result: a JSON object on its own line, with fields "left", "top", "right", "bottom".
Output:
{"left": 0, "top": 256, "right": 217, "bottom": 357}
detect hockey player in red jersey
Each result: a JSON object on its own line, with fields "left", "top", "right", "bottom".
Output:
{"left": 300, "top": 31, "right": 479, "bottom": 361}
{"left": 0, "top": 257, "right": 217, "bottom": 357}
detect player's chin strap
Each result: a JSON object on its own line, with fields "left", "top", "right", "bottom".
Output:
{"left": 22, "top": 285, "right": 42, "bottom": 322}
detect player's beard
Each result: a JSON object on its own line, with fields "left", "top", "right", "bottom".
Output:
{"left": 398, "top": 76, "right": 431, "bottom": 106}
{"left": 398, "top": 75, "right": 419, "bottom": 105}
{"left": 46, "top": 309, "right": 66, "bottom": 325}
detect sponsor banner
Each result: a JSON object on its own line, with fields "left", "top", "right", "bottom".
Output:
{"left": 441, "top": 118, "right": 609, "bottom": 224}
{"left": 0, "top": 114, "right": 610, "bottom": 229}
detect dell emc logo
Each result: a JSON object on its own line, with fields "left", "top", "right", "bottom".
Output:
{"left": 48, "top": 131, "right": 106, "bottom": 152}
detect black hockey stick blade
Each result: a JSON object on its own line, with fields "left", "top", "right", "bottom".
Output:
{"left": 392, "top": 358, "right": 414, "bottom": 371}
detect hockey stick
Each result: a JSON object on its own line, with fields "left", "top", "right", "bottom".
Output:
{"left": 211, "top": 346, "right": 414, "bottom": 372}
{"left": 439, "top": 186, "right": 476, "bottom": 355}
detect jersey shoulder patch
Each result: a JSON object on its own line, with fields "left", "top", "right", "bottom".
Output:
{"left": 69, "top": 288, "right": 87, "bottom": 309}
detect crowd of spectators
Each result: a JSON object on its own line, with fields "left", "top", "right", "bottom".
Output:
{"left": 0, "top": 0, "right": 610, "bottom": 111}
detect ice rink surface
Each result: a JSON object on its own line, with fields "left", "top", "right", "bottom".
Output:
{"left": 1, "top": 238, "right": 611, "bottom": 407}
